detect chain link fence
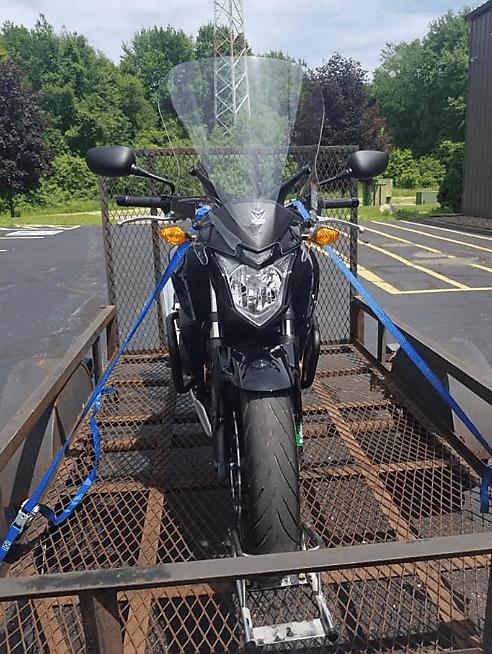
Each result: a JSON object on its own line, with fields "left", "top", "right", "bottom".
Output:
{"left": 98, "top": 145, "right": 358, "bottom": 352}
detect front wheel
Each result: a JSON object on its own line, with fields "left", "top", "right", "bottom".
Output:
{"left": 239, "top": 391, "right": 300, "bottom": 555}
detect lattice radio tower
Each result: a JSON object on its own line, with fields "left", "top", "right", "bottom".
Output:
{"left": 213, "top": 0, "right": 250, "bottom": 129}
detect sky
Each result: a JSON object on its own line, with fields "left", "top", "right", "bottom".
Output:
{"left": 0, "top": 0, "right": 475, "bottom": 73}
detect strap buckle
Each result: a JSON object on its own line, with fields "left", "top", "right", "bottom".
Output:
{"left": 13, "top": 501, "right": 39, "bottom": 531}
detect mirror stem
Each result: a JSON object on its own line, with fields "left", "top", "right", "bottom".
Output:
{"left": 131, "top": 164, "right": 176, "bottom": 194}
{"left": 319, "top": 168, "right": 352, "bottom": 187}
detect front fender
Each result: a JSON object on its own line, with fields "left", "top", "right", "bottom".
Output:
{"left": 215, "top": 342, "right": 299, "bottom": 392}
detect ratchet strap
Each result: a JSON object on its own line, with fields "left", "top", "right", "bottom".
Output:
{"left": 320, "top": 242, "right": 492, "bottom": 513}
{"left": 0, "top": 241, "right": 191, "bottom": 562}
{"left": 291, "top": 197, "right": 492, "bottom": 510}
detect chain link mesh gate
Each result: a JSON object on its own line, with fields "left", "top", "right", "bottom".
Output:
{"left": 98, "top": 145, "right": 358, "bottom": 352}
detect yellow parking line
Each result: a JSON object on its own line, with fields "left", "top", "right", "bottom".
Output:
{"left": 399, "top": 286, "right": 492, "bottom": 295}
{"left": 318, "top": 244, "right": 401, "bottom": 294}
{"left": 314, "top": 242, "right": 492, "bottom": 295}
{"left": 357, "top": 265, "right": 401, "bottom": 294}
{"left": 383, "top": 222, "right": 492, "bottom": 254}
{"left": 364, "top": 226, "right": 441, "bottom": 253}
{"left": 399, "top": 220, "right": 492, "bottom": 242}
{"left": 362, "top": 242, "right": 470, "bottom": 289}
{"left": 365, "top": 225, "right": 492, "bottom": 276}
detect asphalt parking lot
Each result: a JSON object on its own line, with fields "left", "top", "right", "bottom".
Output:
{"left": 356, "top": 220, "right": 492, "bottom": 366}
{"left": 0, "top": 225, "right": 107, "bottom": 428}
{"left": 1, "top": 218, "right": 492, "bottom": 431}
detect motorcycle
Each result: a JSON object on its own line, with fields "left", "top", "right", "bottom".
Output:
{"left": 87, "top": 56, "right": 388, "bottom": 558}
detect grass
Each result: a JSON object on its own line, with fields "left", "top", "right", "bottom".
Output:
{"left": 0, "top": 212, "right": 101, "bottom": 228}
{"left": 0, "top": 188, "right": 449, "bottom": 228}
{"left": 391, "top": 187, "right": 438, "bottom": 198}
{"left": 358, "top": 185, "right": 449, "bottom": 223}
{"left": 359, "top": 203, "right": 445, "bottom": 223}
{"left": 358, "top": 206, "right": 393, "bottom": 221}
{"left": 0, "top": 199, "right": 103, "bottom": 227}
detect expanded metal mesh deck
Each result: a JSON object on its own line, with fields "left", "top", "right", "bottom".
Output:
{"left": 1, "top": 345, "right": 491, "bottom": 653}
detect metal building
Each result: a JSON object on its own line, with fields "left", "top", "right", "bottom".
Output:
{"left": 462, "top": 1, "right": 492, "bottom": 218}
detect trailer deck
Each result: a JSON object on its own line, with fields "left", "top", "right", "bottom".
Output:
{"left": 1, "top": 341, "right": 491, "bottom": 653}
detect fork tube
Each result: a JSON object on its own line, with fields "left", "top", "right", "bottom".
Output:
{"left": 210, "top": 282, "right": 220, "bottom": 338}
{"left": 282, "top": 309, "right": 295, "bottom": 337}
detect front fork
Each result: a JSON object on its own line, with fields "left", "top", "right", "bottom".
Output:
{"left": 282, "top": 310, "right": 304, "bottom": 449}
{"left": 208, "top": 279, "right": 304, "bottom": 479}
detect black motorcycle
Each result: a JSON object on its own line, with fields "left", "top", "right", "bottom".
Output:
{"left": 87, "top": 56, "right": 388, "bottom": 557}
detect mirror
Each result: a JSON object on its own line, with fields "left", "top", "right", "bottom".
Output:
{"left": 347, "top": 150, "right": 389, "bottom": 180}
{"left": 86, "top": 146, "right": 136, "bottom": 177}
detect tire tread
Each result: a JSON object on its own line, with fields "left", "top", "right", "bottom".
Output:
{"left": 240, "top": 392, "right": 300, "bottom": 554}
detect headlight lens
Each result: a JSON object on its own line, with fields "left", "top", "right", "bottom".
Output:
{"left": 216, "top": 253, "right": 292, "bottom": 326}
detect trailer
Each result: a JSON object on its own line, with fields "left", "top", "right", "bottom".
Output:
{"left": 1, "top": 147, "right": 492, "bottom": 654}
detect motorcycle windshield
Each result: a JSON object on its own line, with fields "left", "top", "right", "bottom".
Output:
{"left": 165, "top": 56, "right": 322, "bottom": 206}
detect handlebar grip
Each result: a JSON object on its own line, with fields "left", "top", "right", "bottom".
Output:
{"left": 115, "top": 195, "right": 165, "bottom": 209}
{"left": 321, "top": 197, "right": 359, "bottom": 209}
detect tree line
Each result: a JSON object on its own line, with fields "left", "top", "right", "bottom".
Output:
{"left": 0, "top": 9, "right": 470, "bottom": 215}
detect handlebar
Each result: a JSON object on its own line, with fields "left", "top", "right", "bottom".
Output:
{"left": 115, "top": 194, "right": 209, "bottom": 223}
{"left": 320, "top": 197, "right": 359, "bottom": 210}
{"left": 116, "top": 195, "right": 171, "bottom": 210}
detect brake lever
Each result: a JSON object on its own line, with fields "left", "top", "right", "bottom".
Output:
{"left": 117, "top": 216, "right": 174, "bottom": 227}
{"left": 316, "top": 216, "right": 365, "bottom": 234}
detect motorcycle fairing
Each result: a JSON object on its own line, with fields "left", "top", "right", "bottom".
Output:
{"left": 209, "top": 201, "right": 303, "bottom": 254}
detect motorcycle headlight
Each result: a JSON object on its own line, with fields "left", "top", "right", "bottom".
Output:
{"left": 216, "top": 253, "right": 293, "bottom": 326}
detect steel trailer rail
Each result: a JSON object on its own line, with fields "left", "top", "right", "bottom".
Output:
{"left": 0, "top": 306, "right": 117, "bottom": 473}
{"left": 2, "top": 532, "right": 492, "bottom": 600}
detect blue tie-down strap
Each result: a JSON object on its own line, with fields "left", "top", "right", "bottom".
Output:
{"left": 320, "top": 243, "right": 492, "bottom": 513}
{"left": 0, "top": 241, "right": 191, "bottom": 563}
{"left": 39, "top": 387, "right": 114, "bottom": 526}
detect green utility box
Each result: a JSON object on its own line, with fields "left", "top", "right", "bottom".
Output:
{"left": 376, "top": 178, "right": 393, "bottom": 205}
{"left": 416, "top": 191, "right": 438, "bottom": 205}
{"left": 362, "top": 179, "right": 393, "bottom": 206}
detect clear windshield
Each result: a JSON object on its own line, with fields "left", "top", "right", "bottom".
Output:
{"left": 165, "top": 56, "right": 323, "bottom": 205}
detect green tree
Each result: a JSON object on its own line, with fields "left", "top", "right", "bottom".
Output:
{"left": 418, "top": 155, "right": 445, "bottom": 187}
{"left": 384, "top": 147, "right": 444, "bottom": 188}
{"left": 371, "top": 9, "right": 470, "bottom": 155}
{"left": 371, "top": 40, "right": 424, "bottom": 152}
{"left": 121, "top": 26, "right": 194, "bottom": 105}
{"left": 261, "top": 50, "right": 306, "bottom": 66}
{"left": 0, "top": 16, "right": 156, "bottom": 154}
{"left": 297, "top": 54, "right": 389, "bottom": 149}
{"left": 0, "top": 60, "right": 52, "bottom": 215}
{"left": 195, "top": 22, "right": 252, "bottom": 60}
{"left": 0, "top": 16, "right": 59, "bottom": 90}
{"left": 438, "top": 141, "right": 465, "bottom": 211}
{"left": 36, "top": 153, "right": 98, "bottom": 204}
{"left": 385, "top": 148, "right": 421, "bottom": 188}
{"left": 195, "top": 23, "right": 215, "bottom": 59}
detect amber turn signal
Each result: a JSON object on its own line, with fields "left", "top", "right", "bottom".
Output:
{"left": 312, "top": 227, "right": 340, "bottom": 246}
{"left": 159, "top": 226, "right": 189, "bottom": 246}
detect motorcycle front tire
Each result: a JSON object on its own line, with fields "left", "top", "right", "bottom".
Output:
{"left": 239, "top": 391, "right": 300, "bottom": 555}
